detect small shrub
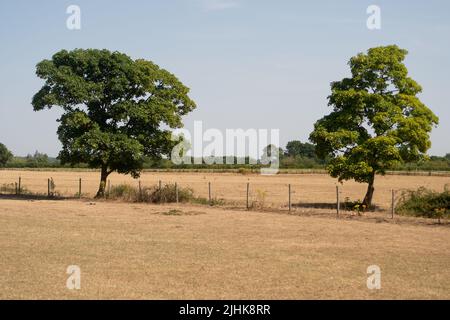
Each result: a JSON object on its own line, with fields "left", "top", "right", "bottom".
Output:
{"left": 107, "top": 184, "right": 138, "bottom": 201}
{"left": 343, "top": 197, "right": 367, "bottom": 214}
{"left": 0, "top": 183, "right": 31, "bottom": 195}
{"left": 107, "top": 183, "right": 194, "bottom": 204}
{"left": 396, "top": 187, "right": 449, "bottom": 222}
{"left": 250, "top": 189, "right": 267, "bottom": 209}
{"left": 0, "top": 183, "right": 16, "bottom": 194}
{"left": 141, "top": 184, "right": 194, "bottom": 203}
{"left": 237, "top": 167, "right": 252, "bottom": 175}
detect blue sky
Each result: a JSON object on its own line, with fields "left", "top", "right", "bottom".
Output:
{"left": 0, "top": 0, "right": 449, "bottom": 156}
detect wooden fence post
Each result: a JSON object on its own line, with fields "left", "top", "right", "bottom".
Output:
{"left": 391, "top": 189, "right": 395, "bottom": 219}
{"left": 18, "top": 177, "right": 21, "bottom": 195}
{"left": 288, "top": 184, "right": 292, "bottom": 212}
{"left": 208, "top": 182, "right": 212, "bottom": 206}
{"left": 78, "top": 178, "right": 82, "bottom": 199}
{"left": 48, "top": 179, "right": 50, "bottom": 197}
{"left": 336, "top": 185, "right": 340, "bottom": 218}
{"left": 246, "top": 182, "right": 250, "bottom": 210}
{"left": 175, "top": 182, "right": 179, "bottom": 203}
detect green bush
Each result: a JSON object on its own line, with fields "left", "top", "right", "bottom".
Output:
{"left": 107, "top": 183, "right": 194, "bottom": 203}
{"left": 141, "top": 184, "right": 194, "bottom": 203}
{"left": 396, "top": 187, "right": 449, "bottom": 222}
{"left": 108, "top": 184, "right": 138, "bottom": 201}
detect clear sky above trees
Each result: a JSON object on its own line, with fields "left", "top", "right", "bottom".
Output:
{"left": 0, "top": 1, "right": 449, "bottom": 156}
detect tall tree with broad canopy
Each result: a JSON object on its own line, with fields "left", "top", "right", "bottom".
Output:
{"left": 32, "top": 49, "right": 196, "bottom": 197}
{"left": 310, "top": 45, "right": 438, "bottom": 207}
{"left": 0, "top": 143, "right": 13, "bottom": 167}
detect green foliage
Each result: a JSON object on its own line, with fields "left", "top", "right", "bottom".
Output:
{"left": 343, "top": 197, "right": 368, "bottom": 213}
{"left": 279, "top": 155, "right": 324, "bottom": 169}
{"left": 281, "top": 141, "right": 326, "bottom": 169}
{"left": 107, "top": 184, "right": 138, "bottom": 201}
{"left": 5, "top": 155, "right": 69, "bottom": 168}
{"left": 25, "top": 151, "right": 50, "bottom": 167}
{"left": 144, "top": 184, "right": 194, "bottom": 203}
{"left": 1, "top": 152, "right": 449, "bottom": 172}
{"left": 107, "top": 183, "right": 194, "bottom": 203}
{"left": 396, "top": 187, "right": 450, "bottom": 222}
{"left": 310, "top": 45, "right": 439, "bottom": 205}
{"left": 0, "top": 143, "right": 13, "bottom": 167}
{"left": 32, "top": 49, "right": 196, "bottom": 196}
{"left": 392, "top": 156, "right": 450, "bottom": 171}
{"left": 285, "top": 141, "right": 316, "bottom": 158}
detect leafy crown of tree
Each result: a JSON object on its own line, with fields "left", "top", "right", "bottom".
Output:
{"left": 32, "top": 49, "right": 196, "bottom": 196}
{"left": 309, "top": 45, "right": 438, "bottom": 206}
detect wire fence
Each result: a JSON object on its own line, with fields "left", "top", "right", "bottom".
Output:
{"left": 1, "top": 171, "right": 443, "bottom": 221}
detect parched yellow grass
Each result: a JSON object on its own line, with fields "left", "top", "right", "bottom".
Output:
{"left": 0, "top": 170, "right": 449, "bottom": 210}
{"left": 0, "top": 199, "right": 449, "bottom": 299}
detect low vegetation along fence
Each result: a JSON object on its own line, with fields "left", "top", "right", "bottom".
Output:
{"left": 1, "top": 175, "right": 448, "bottom": 223}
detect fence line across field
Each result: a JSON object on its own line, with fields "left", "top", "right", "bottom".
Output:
{"left": 0, "top": 175, "right": 437, "bottom": 220}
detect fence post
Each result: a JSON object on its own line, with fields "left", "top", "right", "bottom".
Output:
{"left": 391, "top": 189, "right": 395, "bottom": 219}
{"left": 246, "top": 182, "right": 250, "bottom": 210}
{"left": 78, "top": 178, "right": 82, "bottom": 199}
{"left": 48, "top": 179, "right": 50, "bottom": 198}
{"left": 175, "top": 182, "right": 179, "bottom": 203}
{"left": 336, "top": 185, "right": 340, "bottom": 218}
{"left": 208, "top": 182, "right": 212, "bottom": 206}
{"left": 18, "top": 177, "right": 21, "bottom": 195}
{"left": 288, "top": 184, "right": 292, "bottom": 212}
{"left": 139, "top": 180, "right": 142, "bottom": 201}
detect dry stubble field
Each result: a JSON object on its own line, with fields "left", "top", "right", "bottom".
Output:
{"left": 0, "top": 170, "right": 449, "bottom": 299}
{"left": 1, "top": 169, "right": 449, "bottom": 210}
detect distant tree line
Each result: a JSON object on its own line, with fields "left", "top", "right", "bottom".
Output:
{"left": 1, "top": 140, "right": 449, "bottom": 171}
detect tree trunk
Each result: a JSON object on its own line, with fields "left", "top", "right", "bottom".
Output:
{"left": 362, "top": 173, "right": 375, "bottom": 208}
{"left": 95, "top": 165, "right": 110, "bottom": 198}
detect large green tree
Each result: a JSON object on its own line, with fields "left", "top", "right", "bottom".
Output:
{"left": 32, "top": 49, "right": 196, "bottom": 197}
{"left": 310, "top": 45, "right": 438, "bottom": 207}
{"left": 0, "top": 143, "right": 13, "bottom": 167}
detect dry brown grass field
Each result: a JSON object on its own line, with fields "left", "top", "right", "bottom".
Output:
{"left": 0, "top": 170, "right": 449, "bottom": 299}
{"left": 1, "top": 169, "right": 449, "bottom": 210}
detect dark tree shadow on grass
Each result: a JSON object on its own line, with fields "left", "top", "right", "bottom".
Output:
{"left": 0, "top": 194, "right": 68, "bottom": 201}
{"left": 292, "top": 202, "right": 383, "bottom": 211}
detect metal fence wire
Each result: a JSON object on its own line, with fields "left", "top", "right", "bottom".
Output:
{"left": 2, "top": 171, "right": 448, "bottom": 221}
